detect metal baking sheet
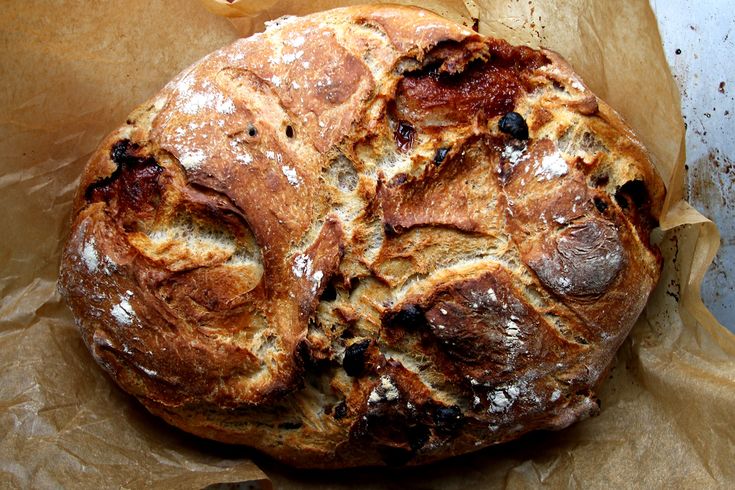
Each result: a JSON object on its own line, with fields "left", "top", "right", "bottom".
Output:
{"left": 651, "top": 0, "right": 735, "bottom": 331}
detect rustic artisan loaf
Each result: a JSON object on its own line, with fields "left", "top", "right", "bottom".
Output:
{"left": 59, "top": 5, "right": 665, "bottom": 468}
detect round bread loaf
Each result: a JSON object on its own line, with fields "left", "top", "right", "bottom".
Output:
{"left": 59, "top": 5, "right": 665, "bottom": 468}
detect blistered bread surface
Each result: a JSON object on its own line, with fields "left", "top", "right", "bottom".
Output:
{"left": 59, "top": 5, "right": 665, "bottom": 468}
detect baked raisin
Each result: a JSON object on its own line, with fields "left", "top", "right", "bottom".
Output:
{"left": 433, "top": 147, "right": 449, "bottom": 165}
{"left": 433, "top": 405, "right": 464, "bottom": 433}
{"left": 498, "top": 111, "right": 529, "bottom": 140}
{"left": 333, "top": 401, "right": 348, "bottom": 419}
{"left": 394, "top": 121, "right": 415, "bottom": 152}
{"left": 343, "top": 339, "right": 371, "bottom": 377}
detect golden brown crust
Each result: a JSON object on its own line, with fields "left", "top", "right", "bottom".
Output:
{"left": 58, "top": 5, "right": 665, "bottom": 468}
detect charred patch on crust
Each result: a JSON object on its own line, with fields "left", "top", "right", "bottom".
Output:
{"left": 383, "top": 304, "right": 426, "bottom": 330}
{"left": 614, "top": 179, "right": 660, "bottom": 253}
{"left": 394, "top": 40, "right": 548, "bottom": 128}
{"left": 377, "top": 445, "right": 415, "bottom": 466}
{"left": 351, "top": 409, "right": 429, "bottom": 466}
{"left": 85, "top": 140, "right": 164, "bottom": 219}
{"left": 406, "top": 424, "right": 432, "bottom": 451}
{"left": 350, "top": 393, "right": 466, "bottom": 466}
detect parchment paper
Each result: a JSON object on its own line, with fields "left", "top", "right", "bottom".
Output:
{"left": 1, "top": 0, "right": 733, "bottom": 488}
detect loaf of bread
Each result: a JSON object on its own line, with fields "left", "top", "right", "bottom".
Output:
{"left": 58, "top": 5, "right": 665, "bottom": 468}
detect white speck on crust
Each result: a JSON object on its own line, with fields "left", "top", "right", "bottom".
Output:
{"left": 506, "top": 385, "right": 521, "bottom": 398}
{"left": 501, "top": 144, "right": 529, "bottom": 166}
{"left": 381, "top": 376, "right": 399, "bottom": 401}
{"left": 291, "top": 80, "right": 301, "bottom": 89}
{"left": 368, "top": 389, "right": 382, "bottom": 404}
{"left": 288, "top": 35, "right": 305, "bottom": 47}
{"left": 101, "top": 256, "right": 116, "bottom": 275}
{"left": 440, "top": 308, "right": 447, "bottom": 315}
{"left": 488, "top": 384, "right": 522, "bottom": 414}
{"left": 311, "top": 270, "right": 323, "bottom": 294}
{"left": 270, "top": 75, "right": 282, "bottom": 87}
{"left": 551, "top": 389, "right": 561, "bottom": 402}
{"left": 81, "top": 238, "right": 99, "bottom": 272}
{"left": 264, "top": 15, "right": 298, "bottom": 31}
{"left": 179, "top": 149, "right": 206, "bottom": 170}
{"left": 535, "top": 151, "right": 568, "bottom": 181}
{"left": 93, "top": 333, "right": 113, "bottom": 348}
{"left": 487, "top": 288, "right": 497, "bottom": 302}
{"left": 265, "top": 150, "right": 276, "bottom": 160}
{"left": 571, "top": 79, "right": 585, "bottom": 91}
{"left": 488, "top": 390, "right": 511, "bottom": 412}
{"left": 111, "top": 296, "right": 135, "bottom": 326}
{"left": 415, "top": 24, "right": 443, "bottom": 32}
{"left": 312, "top": 270, "right": 323, "bottom": 283}
{"left": 292, "top": 254, "right": 312, "bottom": 279}
{"left": 235, "top": 152, "right": 253, "bottom": 165}
{"left": 215, "top": 97, "right": 235, "bottom": 114}
{"left": 282, "top": 50, "right": 304, "bottom": 63}
{"left": 139, "top": 365, "right": 158, "bottom": 377}
{"left": 506, "top": 320, "right": 521, "bottom": 338}
{"left": 368, "top": 376, "right": 400, "bottom": 404}
{"left": 267, "top": 54, "right": 282, "bottom": 65}
{"left": 301, "top": 61, "right": 310, "bottom": 69}
{"left": 181, "top": 91, "right": 214, "bottom": 115}
{"left": 282, "top": 166, "right": 302, "bottom": 186}
{"left": 175, "top": 75, "right": 195, "bottom": 96}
